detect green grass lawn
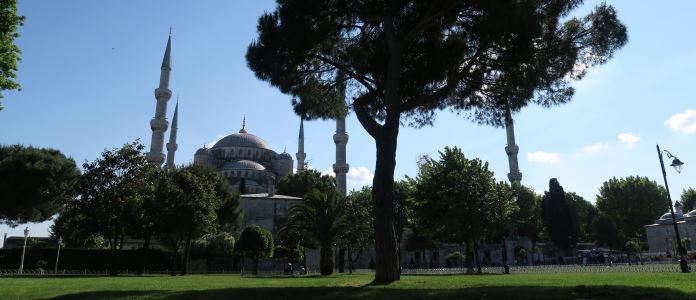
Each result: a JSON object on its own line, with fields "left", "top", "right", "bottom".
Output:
{"left": 2, "top": 272, "right": 696, "bottom": 300}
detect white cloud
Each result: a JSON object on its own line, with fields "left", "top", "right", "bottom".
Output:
{"left": 582, "top": 142, "right": 608, "bottom": 153}
{"left": 527, "top": 151, "right": 561, "bottom": 164}
{"left": 347, "top": 166, "right": 374, "bottom": 185}
{"left": 321, "top": 167, "right": 335, "bottom": 177}
{"left": 204, "top": 134, "right": 227, "bottom": 148}
{"left": 664, "top": 109, "right": 696, "bottom": 134}
{"left": 618, "top": 133, "right": 640, "bottom": 148}
{"left": 322, "top": 166, "right": 374, "bottom": 185}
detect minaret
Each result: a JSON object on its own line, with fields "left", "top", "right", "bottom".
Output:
{"left": 165, "top": 99, "right": 179, "bottom": 170}
{"left": 333, "top": 115, "right": 349, "bottom": 197}
{"left": 147, "top": 33, "right": 173, "bottom": 166}
{"left": 505, "top": 105, "right": 522, "bottom": 184}
{"left": 296, "top": 117, "right": 306, "bottom": 171}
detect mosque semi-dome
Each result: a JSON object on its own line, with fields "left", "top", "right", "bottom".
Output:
{"left": 222, "top": 160, "right": 266, "bottom": 171}
{"left": 659, "top": 211, "right": 684, "bottom": 221}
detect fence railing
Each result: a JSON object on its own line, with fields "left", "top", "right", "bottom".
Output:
{"left": 401, "top": 262, "right": 683, "bottom": 275}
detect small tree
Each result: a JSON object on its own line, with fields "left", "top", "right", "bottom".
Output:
{"left": 235, "top": 225, "right": 274, "bottom": 275}
{"left": 280, "top": 189, "right": 346, "bottom": 275}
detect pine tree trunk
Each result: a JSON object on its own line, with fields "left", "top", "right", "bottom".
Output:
{"left": 372, "top": 128, "right": 401, "bottom": 283}
{"left": 302, "top": 247, "right": 308, "bottom": 274}
{"left": 465, "top": 242, "right": 474, "bottom": 274}
{"left": 337, "top": 247, "right": 346, "bottom": 273}
{"left": 474, "top": 239, "right": 482, "bottom": 274}
{"left": 320, "top": 242, "right": 334, "bottom": 275}
{"left": 137, "top": 232, "right": 152, "bottom": 275}
{"left": 181, "top": 232, "right": 192, "bottom": 275}
{"left": 252, "top": 257, "right": 259, "bottom": 275}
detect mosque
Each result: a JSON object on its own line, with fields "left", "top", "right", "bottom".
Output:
{"left": 144, "top": 34, "right": 350, "bottom": 233}
{"left": 644, "top": 202, "right": 696, "bottom": 254}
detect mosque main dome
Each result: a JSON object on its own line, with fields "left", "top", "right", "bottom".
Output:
{"left": 212, "top": 132, "right": 272, "bottom": 150}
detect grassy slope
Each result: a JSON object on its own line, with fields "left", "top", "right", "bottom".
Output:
{"left": 2, "top": 272, "right": 696, "bottom": 300}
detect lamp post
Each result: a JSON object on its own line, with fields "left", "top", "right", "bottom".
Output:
{"left": 54, "top": 236, "right": 62, "bottom": 274}
{"left": 19, "top": 226, "right": 29, "bottom": 275}
{"left": 656, "top": 144, "right": 689, "bottom": 273}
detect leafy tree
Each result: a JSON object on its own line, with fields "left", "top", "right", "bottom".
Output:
{"left": 0, "top": 0, "right": 24, "bottom": 110}
{"left": 235, "top": 225, "right": 274, "bottom": 275}
{"left": 412, "top": 147, "right": 497, "bottom": 272}
{"left": 246, "top": 0, "right": 626, "bottom": 283}
{"left": 625, "top": 239, "right": 641, "bottom": 265}
{"left": 191, "top": 232, "right": 236, "bottom": 259}
{"left": 0, "top": 145, "right": 80, "bottom": 226}
{"left": 277, "top": 169, "right": 336, "bottom": 197}
{"left": 280, "top": 189, "right": 346, "bottom": 275}
{"left": 157, "top": 165, "right": 230, "bottom": 275}
{"left": 565, "top": 192, "right": 597, "bottom": 242}
{"left": 492, "top": 182, "right": 519, "bottom": 271}
{"left": 593, "top": 212, "right": 623, "bottom": 250}
{"left": 340, "top": 187, "right": 374, "bottom": 273}
{"left": 513, "top": 184, "right": 544, "bottom": 242}
{"left": 66, "top": 141, "right": 153, "bottom": 275}
{"left": 541, "top": 178, "right": 578, "bottom": 251}
{"left": 596, "top": 176, "right": 668, "bottom": 247}
{"left": 680, "top": 188, "right": 696, "bottom": 213}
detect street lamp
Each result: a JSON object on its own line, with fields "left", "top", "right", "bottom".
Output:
{"left": 656, "top": 144, "right": 689, "bottom": 273}
{"left": 54, "top": 236, "right": 62, "bottom": 274}
{"left": 19, "top": 227, "right": 29, "bottom": 275}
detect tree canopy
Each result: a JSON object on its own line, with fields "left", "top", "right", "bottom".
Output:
{"left": 541, "top": 178, "right": 578, "bottom": 251}
{"left": 247, "top": 0, "right": 627, "bottom": 282}
{"left": 277, "top": 169, "right": 337, "bottom": 197}
{"left": 596, "top": 176, "right": 668, "bottom": 245}
{"left": 0, "top": 0, "right": 24, "bottom": 110}
{"left": 280, "top": 189, "right": 346, "bottom": 275}
{"left": 235, "top": 225, "right": 274, "bottom": 275}
{"left": 680, "top": 188, "right": 696, "bottom": 213}
{"left": 0, "top": 145, "right": 79, "bottom": 226}
{"left": 412, "top": 147, "right": 497, "bottom": 245}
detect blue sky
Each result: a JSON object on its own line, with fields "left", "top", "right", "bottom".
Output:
{"left": 1, "top": 0, "right": 696, "bottom": 242}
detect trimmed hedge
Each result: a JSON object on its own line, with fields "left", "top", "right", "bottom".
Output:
{"left": 0, "top": 247, "right": 174, "bottom": 270}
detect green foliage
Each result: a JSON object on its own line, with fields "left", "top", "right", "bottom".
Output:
{"left": 596, "top": 176, "right": 668, "bottom": 247}
{"left": 513, "top": 184, "right": 544, "bottom": 242}
{"left": 565, "top": 192, "right": 597, "bottom": 242}
{"left": 235, "top": 225, "right": 274, "bottom": 275}
{"left": 541, "top": 179, "right": 578, "bottom": 250}
{"left": 412, "top": 147, "right": 497, "bottom": 245}
{"left": 680, "top": 188, "right": 696, "bottom": 213}
{"left": 0, "top": 0, "right": 24, "bottom": 110}
{"left": 339, "top": 187, "right": 373, "bottom": 266}
{"left": 65, "top": 142, "right": 153, "bottom": 250}
{"left": 277, "top": 169, "right": 336, "bottom": 197}
{"left": 0, "top": 145, "right": 80, "bottom": 225}
{"left": 592, "top": 213, "right": 623, "bottom": 250}
{"left": 191, "top": 232, "right": 236, "bottom": 259}
{"left": 280, "top": 189, "right": 345, "bottom": 275}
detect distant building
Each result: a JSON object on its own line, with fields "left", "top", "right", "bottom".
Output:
{"left": 644, "top": 202, "right": 696, "bottom": 254}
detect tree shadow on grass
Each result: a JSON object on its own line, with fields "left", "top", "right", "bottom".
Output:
{"left": 47, "top": 285, "right": 696, "bottom": 300}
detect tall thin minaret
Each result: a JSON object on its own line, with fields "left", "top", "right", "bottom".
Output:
{"left": 147, "top": 33, "right": 173, "bottom": 166}
{"left": 333, "top": 115, "right": 349, "bottom": 197}
{"left": 505, "top": 105, "right": 522, "bottom": 184}
{"left": 296, "top": 117, "right": 306, "bottom": 171}
{"left": 165, "top": 99, "right": 179, "bottom": 170}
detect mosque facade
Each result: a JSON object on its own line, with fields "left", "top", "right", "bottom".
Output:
{"left": 644, "top": 202, "right": 696, "bottom": 254}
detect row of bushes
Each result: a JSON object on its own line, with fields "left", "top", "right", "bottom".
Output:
{"left": 0, "top": 248, "right": 174, "bottom": 270}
